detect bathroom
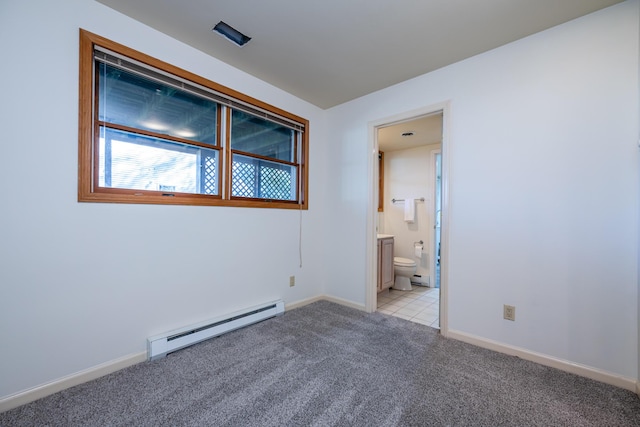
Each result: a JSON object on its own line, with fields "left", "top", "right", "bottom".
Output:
{"left": 375, "top": 112, "right": 442, "bottom": 327}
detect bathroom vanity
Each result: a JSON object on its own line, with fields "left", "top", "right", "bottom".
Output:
{"left": 377, "top": 235, "right": 394, "bottom": 292}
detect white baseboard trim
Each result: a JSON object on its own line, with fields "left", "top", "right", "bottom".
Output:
{"left": 448, "top": 329, "right": 636, "bottom": 392}
{"left": 285, "top": 295, "right": 326, "bottom": 311}
{"left": 2, "top": 296, "right": 365, "bottom": 413}
{"left": 321, "top": 295, "right": 367, "bottom": 311}
{"left": 286, "top": 295, "right": 366, "bottom": 312}
{"left": 0, "top": 351, "right": 146, "bottom": 413}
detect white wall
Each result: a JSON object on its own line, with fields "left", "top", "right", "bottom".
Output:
{"left": 325, "top": 0, "right": 639, "bottom": 380}
{"left": 0, "top": 0, "right": 327, "bottom": 400}
{"left": 0, "top": 0, "right": 638, "bottom": 404}
{"left": 382, "top": 144, "right": 440, "bottom": 284}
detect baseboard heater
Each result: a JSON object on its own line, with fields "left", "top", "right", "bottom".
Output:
{"left": 147, "top": 299, "right": 285, "bottom": 361}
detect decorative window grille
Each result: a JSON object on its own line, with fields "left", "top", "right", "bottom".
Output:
{"left": 203, "top": 156, "right": 218, "bottom": 195}
{"left": 232, "top": 156, "right": 295, "bottom": 200}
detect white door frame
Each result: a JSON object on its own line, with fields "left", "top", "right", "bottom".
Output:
{"left": 430, "top": 147, "right": 442, "bottom": 291}
{"left": 366, "top": 101, "right": 452, "bottom": 337}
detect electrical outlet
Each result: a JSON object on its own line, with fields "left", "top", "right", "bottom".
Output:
{"left": 289, "top": 276, "right": 295, "bottom": 287}
{"left": 503, "top": 304, "right": 516, "bottom": 321}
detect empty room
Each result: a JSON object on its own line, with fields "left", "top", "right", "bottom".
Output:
{"left": 1, "top": 0, "right": 639, "bottom": 425}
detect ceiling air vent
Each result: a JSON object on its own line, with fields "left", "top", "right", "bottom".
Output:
{"left": 213, "top": 21, "right": 252, "bottom": 47}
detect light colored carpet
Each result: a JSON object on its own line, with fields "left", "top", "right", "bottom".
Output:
{"left": 2, "top": 300, "right": 639, "bottom": 426}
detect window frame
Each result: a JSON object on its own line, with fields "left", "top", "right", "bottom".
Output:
{"left": 78, "top": 29, "right": 309, "bottom": 210}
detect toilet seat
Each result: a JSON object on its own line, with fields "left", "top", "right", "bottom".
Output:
{"left": 394, "top": 257, "right": 416, "bottom": 267}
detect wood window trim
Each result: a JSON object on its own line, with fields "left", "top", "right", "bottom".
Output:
{"left": 78, "top": 29, "right": 309, "bottom": 210}
{"left": 378, "top": 151, "right": 384, "bottom": 212}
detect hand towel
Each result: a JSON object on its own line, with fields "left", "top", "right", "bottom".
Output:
{"left": 404, "top": 199, "right": 415, "bottom": 223}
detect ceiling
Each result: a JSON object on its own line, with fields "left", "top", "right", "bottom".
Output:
{"left": 378, "top": 113, "right": 443, "bottom": 152}
{"left": 96, "top": 0, "right": 622, "bottom": 110}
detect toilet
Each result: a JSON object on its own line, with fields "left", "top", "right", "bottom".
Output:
{"left": 393, "top": 257, "right": 417, "bottom": 291}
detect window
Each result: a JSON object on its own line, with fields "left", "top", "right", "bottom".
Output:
{"left": 78, "top": 30, "right": 308, "bottom": 209}
{"left": 230, "top": 110, "right": 298, "bottom": 201}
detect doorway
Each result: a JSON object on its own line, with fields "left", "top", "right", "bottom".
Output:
{"left": 366, "top": 103, "right": 449, "bottom": 335}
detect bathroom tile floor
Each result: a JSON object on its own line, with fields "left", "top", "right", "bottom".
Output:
{"left": 376, "top": 285, "right": 440, "bottom": 328}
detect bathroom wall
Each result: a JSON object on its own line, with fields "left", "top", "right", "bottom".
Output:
{"left": 381, "top": 144, "right": 441, "bottom": 286}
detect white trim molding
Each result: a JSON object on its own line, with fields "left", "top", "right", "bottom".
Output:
{"left": 0, "top": 352, "right": 147, "bottom": 413}
{"left": 321, "top": 295, "right": 367, "bottom": 311}
{"left": 448, "top": 329, "right": 637, "bottom": 392}
{"left": 285, "top": 295, "right": 326, "bottom": 311}
{"left": 287, "top": 294, "right": 366, "bottom": 312}
{"left": 2, "top": 295, "right": 365, "bottom": 413}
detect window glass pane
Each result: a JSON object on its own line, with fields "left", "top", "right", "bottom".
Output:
{"left": 232, "top": 154, "right": 296, "bottom": 201}
{"left": 98, "top": 63, "right": 218, "bottom": 145}
{"left": 230, "top": 110, "right": 294, "bottom": 162}
{"left": 99, "top": 127, "right": 219, "bottom": 195}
